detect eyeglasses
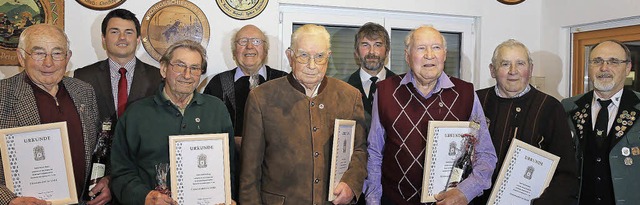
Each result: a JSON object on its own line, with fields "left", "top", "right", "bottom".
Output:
{"left": 21, "top": 48, "right": 67, "bottom": 61}
{"left": 236, "top": 38, "right": 265, "bottom": 46}
{"left": 168, "top": 62, "right": 203, "bottom": 76}
{"left": 289, "top": 49, "right": 330, "bottom": 65}
{"left": 589, "top": 57, "right": 630, "bottom": 67}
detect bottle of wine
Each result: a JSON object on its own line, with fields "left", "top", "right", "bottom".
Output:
{"left": 84, "top": 119, "right": 113, "bottom": 201}
{"left": 446, "top": 140, "right": 474, "bottom": 190}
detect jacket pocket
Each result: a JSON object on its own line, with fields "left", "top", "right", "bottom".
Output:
{"left": 261, "top": 191, "right": 285, "bottom": 205}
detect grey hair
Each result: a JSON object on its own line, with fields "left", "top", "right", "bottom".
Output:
{"left": 491, "top": 39, "right": 532, "bottom": 65}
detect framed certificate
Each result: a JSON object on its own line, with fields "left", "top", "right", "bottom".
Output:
{"left": 328, "top": 119, "right": 356, "bottom": 201}
{"left": 0, "top": 122, "right": 77, "bottom": 205}
{"left": 421, "top": 121, "right": 473, "bottom": 203}
{"left": 169, "top": 134, "right": 231, "bottom": 205}
{"left": 487, "top": 139, "right": 559, "bottom": 205}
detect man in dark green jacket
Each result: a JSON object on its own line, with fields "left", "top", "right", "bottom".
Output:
{"left": 110, "top": 40, "right": 236, "bottom": 205}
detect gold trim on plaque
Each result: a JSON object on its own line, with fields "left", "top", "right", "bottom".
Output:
{"left": 75, "top": 0, "right": 125, "bottom": 10}
{"left": 216, "top": 0, "right": 268, "bottom": 20}
{"left": 141, "top": 0, "right": 210, "bottom": 62}
{"left": 0, "top": 0, "right": 64, "bottom": 66}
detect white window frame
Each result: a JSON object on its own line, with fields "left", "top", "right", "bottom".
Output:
{"left": 279, "top": 4, "right": 479, "bottom": 84}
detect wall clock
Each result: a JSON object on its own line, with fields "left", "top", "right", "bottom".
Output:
{"left": 216, "top": 0, "right": 268, "bottom": 20}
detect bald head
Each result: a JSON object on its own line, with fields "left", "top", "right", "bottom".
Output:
{"left": 232, "top": 24, "right": 269, "bottom": 74}
{"left": 404, "top": 26, "right": 446, "bottom": 50}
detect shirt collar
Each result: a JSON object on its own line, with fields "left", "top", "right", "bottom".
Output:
{"left": 358, "top": 67, "right": 387, "bottom": 83}
{"left": 593, "top": 88, "right": 624, "bottom": 108}
{"left": 494, "top": 84, "right": 531, "bottom": 98}
{"left": 234, "top": 65, "right": 267, "bottom": 82}
{"left": 400, "top": 71, "right": 453, "bottom": 97}
{"left": 108, "top": 58, "right": 136, "bottom": 73}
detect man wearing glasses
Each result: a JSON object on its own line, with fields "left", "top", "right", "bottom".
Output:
{"left": 0, "top": 24, "right": 108, "bottom": 204}
{"left": 240, "top": 24, "right": 367, "bottom": 205}
{"left": 204, "top": 24, "right": 287, "bottom": 139}
{"left": 75, "top": 9, "right": 162, "bottom": 126}
{"left": 110, "top": 40, "right": 236, "bottom": 205}
{"left": 562, "top": 40, "right": 640, "bottom": 204}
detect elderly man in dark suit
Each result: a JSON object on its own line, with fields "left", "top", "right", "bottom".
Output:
{"left": 75, "top": 8, "right": 162, "bottom": 125}
{"left": 0, "top": 24, "right": 106, "bottom": 204}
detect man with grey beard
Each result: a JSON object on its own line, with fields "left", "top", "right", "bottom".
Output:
{"left": 346, "top": 22, "right": 396, "bottom": 121}
{"left": 562, "top": 40, "right": 640, "bottom": 204}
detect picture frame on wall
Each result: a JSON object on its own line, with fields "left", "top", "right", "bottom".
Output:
{"left": 0, "top": 0, "right": 64, "bottom": 66}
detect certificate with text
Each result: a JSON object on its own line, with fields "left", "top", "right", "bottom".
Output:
{"left": 487, "top": 139, "right": 559, "bottom": 205}
{"left": 328, "top": 119, "right": 356, "bottom": 201}
{"left": 169, "top": 134, "right": 231, "bottom": 205}
{"left": 0, "top": 122, "right": 77, "bottom": 205}
{"left": 421, "top": 121, "right": 472, "bottom": 203}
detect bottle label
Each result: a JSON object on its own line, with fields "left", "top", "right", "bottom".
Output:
{"left": 88, "top": 163, "right": 106, "bottom": 190}
{"left": 447, "top": 167, "right": 463, "bottom": 189}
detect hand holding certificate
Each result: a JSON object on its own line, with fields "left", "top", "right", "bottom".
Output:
{"left": 487, "top": 139, "right": 559, "bottom": 205}
{"left": 421, "top": 121, "right": 477, "bottom": 203}
{"left": 328, "top": 119, "right": 356, "bottom": 201}
{"left": 169, "top": 134, "right": 231, "bottom": 205}
{"left": 0, "top": 122, "right": 77, "bottom": 205}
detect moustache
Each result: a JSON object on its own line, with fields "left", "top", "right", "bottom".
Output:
{"left": 364, "top": 54, "right": 380, "bottom": 60}
{"left": 596, "top": 73, "right": 614, "bottom": 78}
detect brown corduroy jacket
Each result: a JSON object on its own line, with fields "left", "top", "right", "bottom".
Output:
{"left": 240, "top": 74, "right": 367, "bottom": 205}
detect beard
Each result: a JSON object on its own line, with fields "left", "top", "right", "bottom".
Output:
{"left": 594, "top": 80, "right": 615, "bottom": 92}
{"left": 593, "top": 72, "right": 616, "bottom": 92}
{"left": 360, "top": 53, "right": 384, "bottom": 71}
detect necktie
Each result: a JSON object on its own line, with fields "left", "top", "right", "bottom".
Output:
{"left": 594, "top": 99, "right": 612, "bottom": 142}
{"left": 249, "top": 74, "right": 260, "bottom": 90}
{"left": 368, "top": 76, "right": 378, "bottom": 101}
{"left": 117, "top": 68, "right": 128, "bottom": 117}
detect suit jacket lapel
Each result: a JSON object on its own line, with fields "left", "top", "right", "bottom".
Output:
{"left": 609, "top": 89, "right": 640, "bottom": 147}
{"left": 96, "top": 60, "right": 116, "bottom": 117}
{"left": 15, "top": 73, "right": 41, "bottom": 127}
{"left": 347, "top": 71, "right": 366, "bottom": 97}
{"left": 570, "top": 91, "right": 594, "bottom": 142}
{"left": 384, "top": 67, "right": 396, "bottom": 77}
{"left": 129, "top": 58, "right": 149, "bottom": 104}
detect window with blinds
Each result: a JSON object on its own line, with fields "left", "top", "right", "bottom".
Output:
{"left": 293, "top": 24, "right": 462, "bottom": 80}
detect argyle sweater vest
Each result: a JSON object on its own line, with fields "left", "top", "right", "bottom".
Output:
{"left": 377, "top": 75, "right": 474, "bottom": 203}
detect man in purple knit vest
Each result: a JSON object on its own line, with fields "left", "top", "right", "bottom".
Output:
{"left": 364, "top": 26, "right": 497, "bottom": 205}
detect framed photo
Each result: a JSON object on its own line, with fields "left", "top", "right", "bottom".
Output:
{"left": 0, "top": 0, "right": 64, "bottom": 65}
{"left": 0, "top": 122, "right": 77, "bottom": 205}
{"left": 487, "top": 139, "right": 559, "bottom": 205}
{"left": 141, "top": 0, "right": 210, "bottom": 62}
{"left": 421, "top": 121, "right": 473, "bottom": 203}
{"left": 169, "top": 134, "right": 231, "bottom": 205}
{"left": 328, "top": 119, "right": 356, "bottom": 201}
